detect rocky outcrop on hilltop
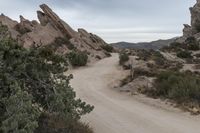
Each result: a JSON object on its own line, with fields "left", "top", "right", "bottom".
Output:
{"left": 177, "top": 0, "right": 200, "bottom": 43}
{"left": 0, "top": 4, "right": 110, "bottom": 62}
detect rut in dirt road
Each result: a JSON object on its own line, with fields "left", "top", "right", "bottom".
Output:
{"left": 70, "top": 53, "right": 200, "bottom": 133}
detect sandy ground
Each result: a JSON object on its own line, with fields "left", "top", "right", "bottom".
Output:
{"left": 70, "top": 53, "right": 200, "bottom": 133}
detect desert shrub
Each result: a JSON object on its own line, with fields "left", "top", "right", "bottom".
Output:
{"left": 119, "top": 53, "right": 129, "bottom": 65}
{"left": 0, "top": 23, "right": 9, "bottom": 40}
{"left": 0, "top": 37, "right": 93, "bottom": 133}
{"left": 137, "top": 50, "right": 151, "bottom": 61}
{"left": 54, "top": 37, "right": 75, "bottom": 50}
{"left": 153, "top": 71, "right": 200, "bottom": 103}
{"left": 122, "top": 64, "right": 131, "bottom": 70}
{"left": 154, "top": 57, "right": 165, "bottom": 66}
{"left": 133, "top": 67, "right": 156, "bottom": 78}
{"left": 170, "top": 42, "right": 182, "bottom": 48}
{"left": 0, "top": 22, "right": 8, "bottom": 33}
{"left": 101, "top": 45, "right": 114, "bottom": 52}
{"left": 67, "top": 51, "right": 88, "bottom": 66}
{"left": 169, "top": 62, "right": 184, "bottom": 71}
{"left": 188, "top": 43, "right": 200, "bottom": 51}
{"left": 153, "top": 51, "right": 164, "bottom": 58}
{"left": 185, "top": 37, "right": 200, "bottom": 51}
{"left": 177, "top": 50, "right": 192, "bottom": 59}
{"left": 151, "top": 51, "right": 165, "bottom": 66}
{"left": 35, "top": 113, "right": 93, "bottom": 133}
{"left": 15, "top": 24, "right": 31, "bottom": 34}
{"left": 162, "top": 42, "right": 186, "bottom": 52}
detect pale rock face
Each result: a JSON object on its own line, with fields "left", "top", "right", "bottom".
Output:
{"left": 37, "top": 11, "right": 49, "bottom": 26}
{"left": 39, "top": 4, "right": 76, "bottom": 39}
{"left": 0, "top": 4, "right": 109, "bottom": 61}
{"left": 177, "top": 0, "right": 200, "bottom": 43}
{"left": 0, "top": 14, "right": 19, "bottom": 39}
{"left": 190, "top": 0, "right": 200, "bottom": 34}
{"left": 183, "top": 24, "right": 192, "bottom": 37}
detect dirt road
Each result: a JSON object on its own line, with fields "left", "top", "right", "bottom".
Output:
{"left": 70, "top": 53, "right": 200, "bottom": 133}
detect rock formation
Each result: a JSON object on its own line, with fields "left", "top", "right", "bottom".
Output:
{"left": 177, "top": 0, "right": 200, "bottom": 43}
{"left": 0, "top": 4, "right": 109, "bottom": 62}
{"left": 190, "top": 0, "right": 200, "bottom": 34}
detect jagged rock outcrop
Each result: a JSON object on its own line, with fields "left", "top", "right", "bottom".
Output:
{"left": 190, "top": 0, "right": 200, "bottom": 34}
{"left": 183, "top": 24, "right": 192, "bottom": 37}
{"left": 0, "top": 4, "right": 109, "bottom": 62}
{"left": 177, "top": 0, "right": 200, "bottom": 43}
{"left": 39, "top": 4, "right": 76, "bottom": 39}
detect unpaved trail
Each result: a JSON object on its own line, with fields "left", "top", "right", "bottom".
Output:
{"left": 70, "top": 53, "right": 200, "bottom": 133}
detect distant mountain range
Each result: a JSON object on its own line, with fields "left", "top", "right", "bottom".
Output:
{"left": 111, "top": 38, "right": 176, "bottom": 50}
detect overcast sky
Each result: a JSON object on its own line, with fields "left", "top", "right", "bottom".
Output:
{"left": 0, "top": 0, "right": 196, "bottom": 43}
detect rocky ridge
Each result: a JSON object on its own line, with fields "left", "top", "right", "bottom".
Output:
{"left": 0, "top": 4, "right": 109, "bottom": 62}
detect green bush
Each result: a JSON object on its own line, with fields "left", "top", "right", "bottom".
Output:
{"left": 0, "top": 37, "right": 93, "bottom": 133}
{"left": 153, "top": 71, "right": 200, "bottom": 103}
{"left": 35, "top": 113, "right": 93, "bottom": 133}
{"left": 177, "top": 50, "right": 192, "bottom": 59}
{"left": 152, "top": 51, "right": 165, "bottom": 66}
{"left": 67, "top": 51, "right": 88, "bottom": 66}
{"left": 133, "top": 67, "right": 156, "bottom": 78}
{"left": 162, "top": 42, "right": 186, "bottom": 52}
{"left": 188, "top": 43, "right": 200, "bottom": 51}
{"left": 136, "top": 50, "right": 151, "bottom": 61}
{"left": 54, "top": 37, "right": 75, "bottom": 50}
{"left": 101, "top": 45, "right": 114, "bottom": 52}
{"left": 15, "top": 24, "right": 31, "bottom": 34}
{"left": 0, "top": 22, "right": 8, "bottom": 33}
{"left": 119, "top": 53, "right": 129, "bottom": 65}
{"left": 170, "top": 42, "right": 182, "bottom": 48}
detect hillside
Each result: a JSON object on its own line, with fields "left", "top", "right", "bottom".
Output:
{"left": 117, "top": 0, "right": 200, "bottom": 115}
{"left": 111, "top": 38, "right": 175, "bottom": 50}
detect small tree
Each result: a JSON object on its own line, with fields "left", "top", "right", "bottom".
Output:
{"left": 101, "top": 45, "right": 114, "bottom": 52}
{"left": 119, "top": 53, "right": 129, "bottom": 65}
{"left": 67, "top": 51, "right": 88, "bottom": 67}
{"left": 0, "top": 37, "right": 93, "bottom": 132}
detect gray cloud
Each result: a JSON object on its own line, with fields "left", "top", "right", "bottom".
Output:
{"left": 0, "top": 0, "right": 196, "bottom": 42}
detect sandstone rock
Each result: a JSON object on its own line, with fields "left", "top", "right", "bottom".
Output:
{"left": 39, "top": 4, "right": 76, "bottom": 39}
{"left": 183, "top": 24, "right": 192, "bottom": 37}
{"left": 119, "top": 76, "right": 153, "bottom": 94}
{"left": 20, "top": 23, "right": 64, "bottom": 48}
{"left": 177, "top": 0, "right": 200, "bottom": 43}
{"left": 190, "top": 0, "right": 200, "bottom": 34}
{"left": 37, "top": 11, "right": 49, "bottom": 26}
{"left": 0, "top": 14, "right": 19, "bottom": 39}
{"left": 0, "top": 4, "right": 109, "bottom": 62}
{"left": 190, "top": 107, "right": 199, "bottom": 115}
{"left": 78, "top": 28, "right": 106, "bottom": 50}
